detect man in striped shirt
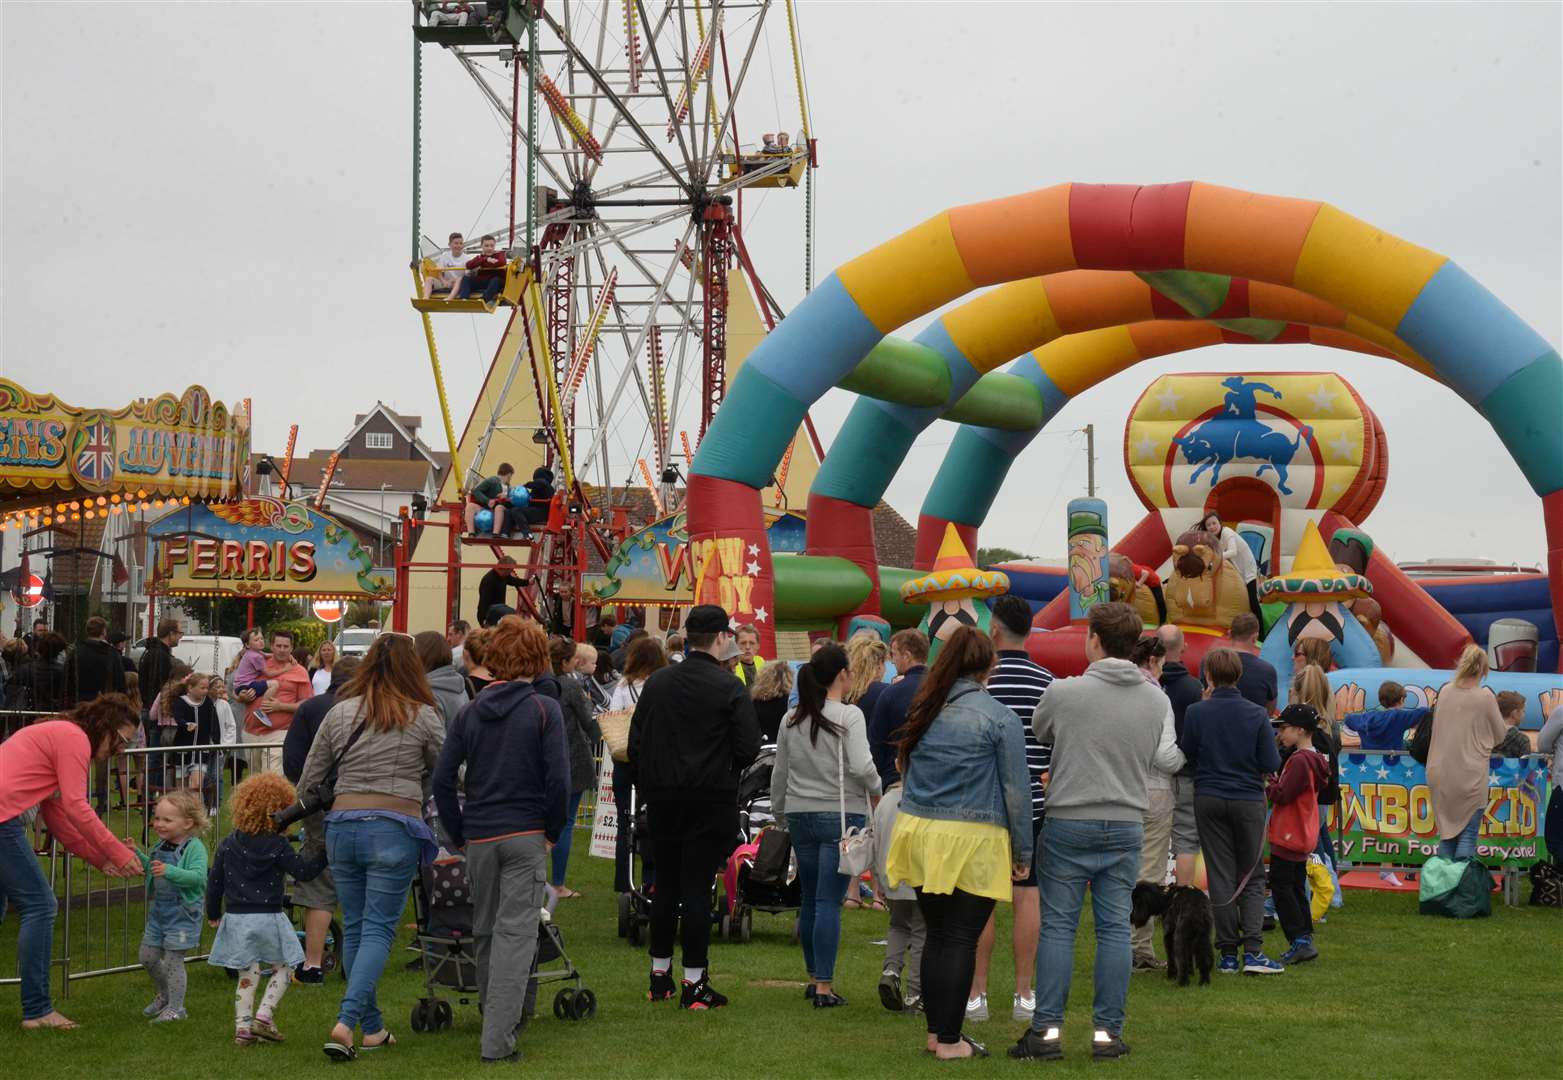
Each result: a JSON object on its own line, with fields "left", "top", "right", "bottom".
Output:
{"left": 966, "top": 594, "right": 1054, "bottom": 1023}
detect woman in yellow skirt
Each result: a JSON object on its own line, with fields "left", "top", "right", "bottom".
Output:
{"left": 885, "top": 626, "right": 1035, "bottom": 1060}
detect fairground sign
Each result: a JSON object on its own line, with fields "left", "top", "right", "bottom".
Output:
{"left": 0, "top": 381, "right": 248, "bottom": 507}
{"left": 147, "top": 498, "right": 393, "bottom": 600}
{"left": 1329, "top": 750, "right": 1550, "bottom": 867}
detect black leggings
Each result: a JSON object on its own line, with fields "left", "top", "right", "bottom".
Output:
{"left": 1267, "top": 856, "right": 1312, "bottom": 943}
{"left": 915, "top": 887, "right": 996, "bottom": 1044}
{"left": 1246, "top": 578, "right": 1264, "bottom": 623}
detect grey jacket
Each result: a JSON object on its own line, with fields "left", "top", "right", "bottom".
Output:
{"left": 1033, "top": 659, "right": 1184, "bottom": 823}
{"left": 297, "top": 697, "right": 446, "bottom": 808}
{"left": 771, "top": 699, "right": 881, "bottom": 817}
{"left": 427, "top": 664, "right": 470, "bottom": 731}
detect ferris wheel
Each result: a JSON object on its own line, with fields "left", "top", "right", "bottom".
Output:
{"left": 411, "top": 0, "right": 817, "bottom": 502}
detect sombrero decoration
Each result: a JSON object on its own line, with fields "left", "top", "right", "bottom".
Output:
{"left": 1258, "top": 519, "right": 1372, "bottom": 604}
{"left": 900, "top": 523, "right": 1010, "bottom": 605}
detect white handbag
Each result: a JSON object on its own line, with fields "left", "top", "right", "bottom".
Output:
{"left": 837, "top": 734, "right": 875, "bottom": 878}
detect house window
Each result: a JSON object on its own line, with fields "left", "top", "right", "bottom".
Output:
{"left": 365, "top": 432, "right": 393, "bottom": 450}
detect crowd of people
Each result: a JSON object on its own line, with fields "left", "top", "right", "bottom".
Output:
{"left": 1, "top": 597, "right": 1558, "bottom": 1065}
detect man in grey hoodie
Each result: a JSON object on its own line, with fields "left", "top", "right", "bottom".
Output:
{"left": 1011, "top": 603, "right": 1183, "bottom": 1064}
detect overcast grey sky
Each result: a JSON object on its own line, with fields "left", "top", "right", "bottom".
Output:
{"left": 4, "top": 2, "right": 1559, "bottom": 567}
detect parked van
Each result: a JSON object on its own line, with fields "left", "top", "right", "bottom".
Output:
{"left": 172, "top": 635, "right": 245, "bottom": 678}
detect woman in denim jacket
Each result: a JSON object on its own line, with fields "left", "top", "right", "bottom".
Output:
{"left": 884, "top": 626, "right": 1033, "bottom": 1060}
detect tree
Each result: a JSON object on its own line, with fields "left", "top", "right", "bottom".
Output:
{"left": 179, "top": 596, "right": 303, "bottom": 638}
{"left": 976, "top": 546, "right": 1034, "bottom": 569}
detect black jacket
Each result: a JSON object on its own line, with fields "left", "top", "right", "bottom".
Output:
{"left": 477, "top": 569, "right": 524, "bottom": 626}
{"left": 560, "top": 674, "right": 603, "bottom": 793}
{"left": 137, "top": 638, "right": 174, "bottom": 710}
{"left": 172, "top": 696, "right": 219, "bottom": 747}
{"left": 628, "top": 651, "right": 761, "bottom": 800}
{"left": 1159, "top": 661, "right": 1205, "bottom": 775}
{"left": 70, "top": 638, "right": 126, "bottom": 704}
{"left": 868, "top": 665, "right": 927, "bottom": 787}
{"left": 281, "top": 667, "right": 354, "bottom": 783}
{"left": 206, "top": 830, "right": 326, "bottom": 919}
{"left": 433, "top": 680, "right": 570, "bottom": 847}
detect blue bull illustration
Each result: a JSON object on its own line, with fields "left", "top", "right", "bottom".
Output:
{"left": 1172, "top": 417, "right": 1313, "bottom": 495}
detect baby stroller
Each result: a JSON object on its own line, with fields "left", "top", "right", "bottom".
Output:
{"left": 720, "top": 745, "right": 801, "bottom": 942}
{"left": 616, "top": 788, "right": 654, "bottom": 947}
{"left": 411, "top": 851, "right": 597, "bottom": 1033}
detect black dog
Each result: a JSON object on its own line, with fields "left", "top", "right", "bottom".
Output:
{"left": 1130, "top": 883, "right": 1214, "bottom": 987}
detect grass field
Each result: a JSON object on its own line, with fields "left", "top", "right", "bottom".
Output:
{"left": 5, "top": 840, "right": 1560, "bottom": 1079}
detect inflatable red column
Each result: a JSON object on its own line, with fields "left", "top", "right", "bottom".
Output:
{"left": 1545, "top": 489, "right": 1563, "bottom": 674}
{"left": 686, "top": 474, "right": 777, "bottom": 657}
{"left": 805, "top": 493, "right": 881, "bottom": 637}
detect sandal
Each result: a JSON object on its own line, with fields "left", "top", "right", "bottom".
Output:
{"left": 842, "top": 898, "right": 863, "bottom": 910}
{"left": 251, "top": 1016, "right": 284, "bottom": 1042}
{"left": 235, "top": 1028, "right": 257, "bottom": 1046}
{"left": 322, "top": 1039, "right": 357, "bottom": 1062}
{"left": 361, "top": 1032, "right": 396, "bottom": 1051}
{"left": 865, "top": 898, "right": 889, "bottom": 912}
{"left": 554, "top": 887, "right": 582, "bottom": 900}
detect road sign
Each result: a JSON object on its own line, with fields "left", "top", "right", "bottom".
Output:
{"left": 16, "top": 573, "right": 44, "bottom": 609}
{"left": 312, "top": 600, "right": 344, "bottom": 624}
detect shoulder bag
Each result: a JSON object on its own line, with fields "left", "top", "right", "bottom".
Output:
{"left": 599, "top": 682, "right": 638, "bottom": 764}
{"left": 837, "top": 726, "right": 875, "bottom": 878}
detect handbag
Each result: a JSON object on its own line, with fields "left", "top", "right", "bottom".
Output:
{"left": 599, "top": 683, "right": 638, "bottom": 764}
{"left": 837, "top": 733, "right": 875, "bottom": 879}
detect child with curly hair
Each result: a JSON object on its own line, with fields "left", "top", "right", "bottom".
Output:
{"left": 137, "top": 789, "right": 210, "bottom": 1022}
{"left": 206, "top": 772, "right": 327, "bottom": 1045}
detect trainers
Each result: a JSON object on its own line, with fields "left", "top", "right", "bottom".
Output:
{"left": 1012, "top": 992, "right": 1035, "bottom": 1022}
{"left": 1008, "top": 1027, "right": 1063, "bottom": 1061}
{"left": 149, "top": 1007, "right": 187, "bottom": 1023}
{"left": 1279, "top": 938, "right": 1319, "bottom": 965}
{"left": 902, "top": 993, "right": 923, "bottom": 1015}
{"left": 648, "top": 970, "right": 677, "bottom": 1001}
{"left": 1242, "top": 952, "right": 1285, "bottom": 975}
{"left": 294, "top": 964, "right": 325, "bottom": 985}
{"left": 965, "top": 992, "right": 989, "bottom": 1022}
{"left": 1091, "top": 1030, "right": 1131, "bottom": 1060}
{"left": 878, "top": 970, "right": 904, "bottom": 1012}
{"left": 1217, "top": 953, "right": 1241, "bottom": 975}
{"left": 680, "top": 975, "right": 728, "bottom": 1010}
{"left": 1131, "top": 953, "right": 1166, "bottom": 972}
{"left": 142, "top": 996, "right": 167, "bottom": 1018}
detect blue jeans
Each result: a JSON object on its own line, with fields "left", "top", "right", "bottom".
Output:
{"left": 786, "top": 811, "right": 863, "bottom": 983}
{"left": 327, "top": 817, "right": 421, "bottom": 1034}
{"left": 551, "top": 791, "right": 585, "bottom": 886}
{"left": 1437, "top": 810, "right": 1483, "bottom": 860}
{"left": 0, "top": 816, "right": 57, "bottom": 1020}
{"left": 1032, "top": 817, "right": 1142, "bottom": 1036}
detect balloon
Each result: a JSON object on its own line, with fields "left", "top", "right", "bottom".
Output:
{"left": 474, "top": 509, "right": 495, "bottom": 532}
{"left": 509, "top": 488, "right": 530, "bottom": 509}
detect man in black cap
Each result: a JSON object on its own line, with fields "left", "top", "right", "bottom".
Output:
{"left": 627, "top": 603, "right": 760, "bottom": 1010}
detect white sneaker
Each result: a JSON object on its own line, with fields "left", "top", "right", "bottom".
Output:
{"left": 1012, "top": 992, "right": 1036, "bottom": 1021}
{"left": 965, "top": 992, "right": 989, "bottom": 1022}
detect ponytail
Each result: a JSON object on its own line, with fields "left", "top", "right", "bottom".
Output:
{"left": 787, "top": 643, "right": 849, "bottom": 746}
{"left": 895, "top": 626, "right": 995, "bottom": 774}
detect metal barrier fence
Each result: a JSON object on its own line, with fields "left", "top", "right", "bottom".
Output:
{"left": 3, "top": 735, "right": 601, "bottom": 998}
{"left": 0, "top": 742, "right": 252, "bottom": 996}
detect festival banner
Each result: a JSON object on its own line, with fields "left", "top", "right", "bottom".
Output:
{"left": 1329, "top": 750, "right": 1550, "bottom": 867}
{"left": 147, "top": 497, "right": 394, "bottom": 599}
{"left": 589, "top": 753, "right": 619, "bottom": 860}
{"left": 0, "top": 381, "right": 247, "bottom": 504}
{"left": 584, "top": 507, "right": 805, "bottom": 606}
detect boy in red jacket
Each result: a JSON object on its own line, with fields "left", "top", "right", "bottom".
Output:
{"left": 1267, "top": 703, "right": 1331, "bottom": 965}
{"left": 457, "top": 234, "right": 507, "bottom": 307}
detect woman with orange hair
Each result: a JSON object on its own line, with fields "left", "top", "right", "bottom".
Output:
{"left": 298, "top": 634, "right": 445, "bottom": 1061}
{"left": 433, "top": 616, "right": 569, "bottom": 1065}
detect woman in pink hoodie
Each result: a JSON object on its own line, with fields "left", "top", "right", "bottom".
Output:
{"left": 0, "top": 694, "right": 144, "bottom": 1029}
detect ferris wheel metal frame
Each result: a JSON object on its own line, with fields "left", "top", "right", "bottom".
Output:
{"left": 410, "top": 0, "right": 817, "bottom": 514}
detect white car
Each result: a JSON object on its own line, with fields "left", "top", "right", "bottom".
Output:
{"left": 171, "top": 635, "right": 245, "bottom": 678}
{"left": 337, "top": 627, "right": 381, "bottom": 657}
